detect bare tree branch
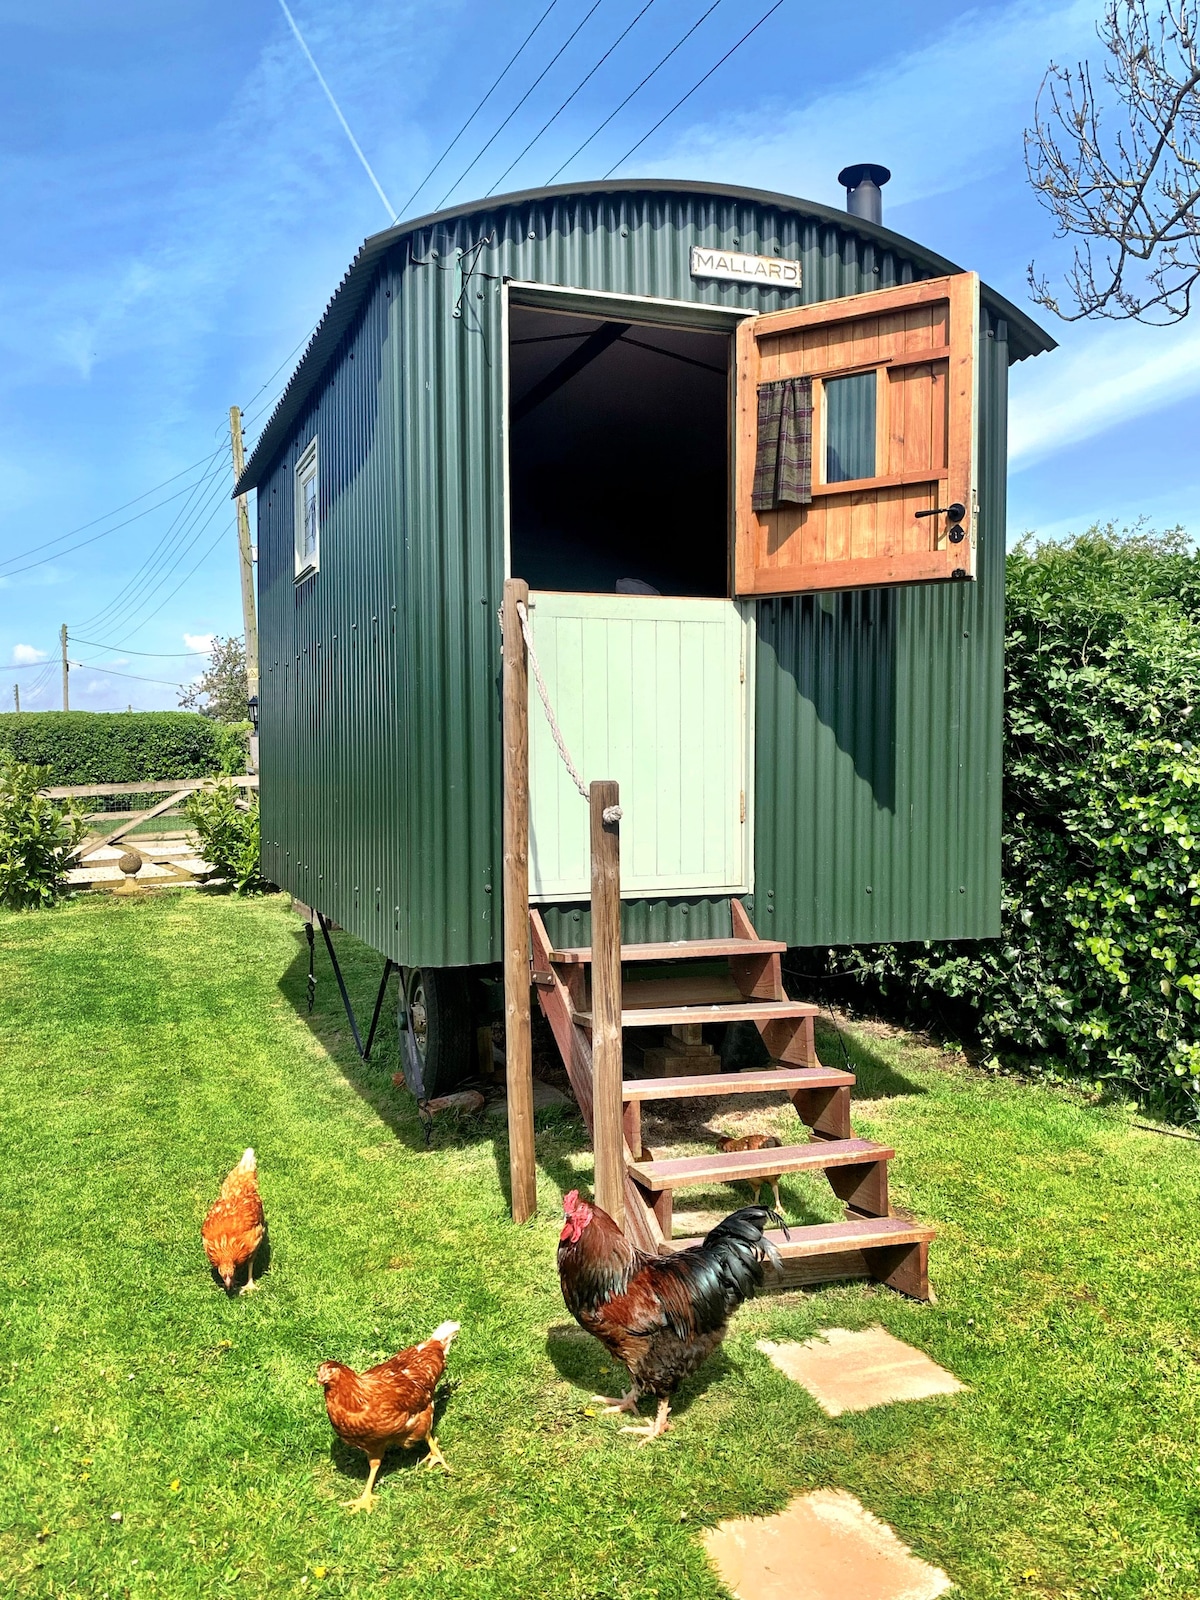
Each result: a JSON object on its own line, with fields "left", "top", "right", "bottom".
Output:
{"left": 1026, "top": 0, "right": 1200, "bottom": 322}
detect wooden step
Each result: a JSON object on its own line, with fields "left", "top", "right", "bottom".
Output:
{"left": 548, "top": 936, "right": 787, "bottom": 964}
{"left": 666, "top": 1215, "right": 934, "bottom": 1258}
{"left": 575, "top": 999, "right": 818, "bottom": 1031}
{"left": 628, "top": 1137, "right": 892, "bottom": 1191}
{"left": 622, "top": 1066, "right": 854, "bottom": 1101}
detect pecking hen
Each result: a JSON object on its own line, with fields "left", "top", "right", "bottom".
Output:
{"left": 716, "top": 1132, "right": 783, "bottom": 1212}
{"left": 201, "top": 1147, "right": 266, "bottom": 1294}
{"left": 557, "top": 1189, "right": 782, "bottom": 1442}
{"left": 318, "top": 1321, "right": 459, "bottom": 1511}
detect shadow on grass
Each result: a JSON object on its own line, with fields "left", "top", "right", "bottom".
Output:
{"left": 813, "top": 1017, "right": 924, "bottom": 1100}
{"left": 545, "top": 1323, "right": 732, "bottom": 1422}
{"left": 276, "top": 925, "right": 590, "bottom": 1210}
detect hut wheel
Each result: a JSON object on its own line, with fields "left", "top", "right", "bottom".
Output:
{"left": 402, "top": 967, "right": 472, "bottom": 1099}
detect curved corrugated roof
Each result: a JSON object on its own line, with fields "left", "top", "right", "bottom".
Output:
{"left": 235, "top": 177, "right": 1055, "bottom": 495}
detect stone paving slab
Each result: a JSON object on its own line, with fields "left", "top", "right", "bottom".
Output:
{"left": 703, "top": 1489, "right": 952, "bottom": 1600}
{"left": 756, "top": 1327, "right": 964, "bottom": 1417}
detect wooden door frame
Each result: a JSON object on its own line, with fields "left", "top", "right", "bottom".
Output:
{"left": 500, "top": 279, "right": 746, "bottom": 589}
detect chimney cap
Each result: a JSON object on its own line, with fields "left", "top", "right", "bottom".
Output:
{"left": 838, "top": 163, "right": 891, "bottom": 193}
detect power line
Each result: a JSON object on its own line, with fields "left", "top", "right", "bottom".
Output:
{"left": 74, "top": 462, "right": 228, "bottom": 634}
{"left": 276, "top": 0, "right": 394, "bottom": 218}
{"left": 0, "top": 448, "right": 226, "bottom": 575}
{"left": 485, "top": 0, "right": 659, "bottom": 197}
{"left": 79, "top": 489, "right": 230, "bottom": 647}
{"left": 436, "top": 0, "right": 609, "bottom": 210}
{"left": 603, "top": 0, "right": 785, "bottom": 176}
{"left": 100, "top": 519, "right": 234, "bottom": 651}
{"left": 240, "top": 324, "right": 320, "bottom": 418}
{"left": 396, "top": 0, "right": 563, "bottom": 220}
{"left": 70, "top": 639, "right": 212, "bottom": 659}
{"left": 545, "top": 0, "right": 725, "bottom": 183}
{"left": 69, "top": 662, "right": 187, "bottom": 689}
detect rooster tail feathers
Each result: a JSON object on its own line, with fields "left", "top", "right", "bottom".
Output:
{"left": 701, "top": 1205, "right": 785, "bottom": 1290}
{"left": 427, "top": 1320, "right": 461, "bottom": 1350}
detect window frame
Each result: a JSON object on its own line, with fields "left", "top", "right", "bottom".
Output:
{"left": 294, "top": 437, "right": 320, "bottom": 580}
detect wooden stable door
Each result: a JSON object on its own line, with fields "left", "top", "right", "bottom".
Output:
{"left": 525, "top": 593, "right": 753, "bottom": 901}
{"left": 734, "top": 273, "right": 980, "bottom": 595}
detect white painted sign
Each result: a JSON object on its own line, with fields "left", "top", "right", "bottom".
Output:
{"left": 690, "top": 245, "right": 801, "bottom": 287}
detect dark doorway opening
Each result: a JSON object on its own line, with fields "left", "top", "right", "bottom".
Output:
{"left": 507, "top": 304, "right": 731, "bottom": 596}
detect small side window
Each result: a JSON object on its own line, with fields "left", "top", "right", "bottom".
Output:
{"left": 294, "top": 439, "right": 319, "bottom": 579}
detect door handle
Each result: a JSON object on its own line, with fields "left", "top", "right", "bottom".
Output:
{"left": 914, "top": 501, "right": 967, "bottom": 544}
{"left": 913, "top": 501, "right": 966, "bottom": 521}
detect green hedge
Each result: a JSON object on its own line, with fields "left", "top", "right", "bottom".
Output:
{"left": 0, "top": 712, "right": 246, "bottom": 787}
{"left": 833, "top": 527, "right": 1200, "bottom": 1124}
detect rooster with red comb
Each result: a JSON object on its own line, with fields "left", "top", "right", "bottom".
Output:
{"left": 557, "top": 1188, "right": 783, "bottom": 1441}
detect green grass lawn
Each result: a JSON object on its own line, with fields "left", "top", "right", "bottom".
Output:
{"left": 1, "top": 891, "right": 1198, "bottom": 1599}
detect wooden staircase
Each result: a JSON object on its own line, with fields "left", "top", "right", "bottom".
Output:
{"left": 529, "top": 900, "right": 933, "bottom": 1299}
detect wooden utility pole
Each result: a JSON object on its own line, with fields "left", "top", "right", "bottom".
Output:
{"left": 502, "top": 578, "right": 537, "bottom": 1224}
{"left": 228, "top": 408, "right": 260, "bottom": 761}
{"left": 589, "top": 779, "right": 625, "bottom": 1230}
{"left": 60, "top": 625, "right": 69, "bottom": 712}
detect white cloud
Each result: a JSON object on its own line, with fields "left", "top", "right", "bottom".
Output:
{"left": 1009, "top": 320, "right": 1200, "bottom": 470}
{"left": 11, "top": 643, "right": 47, "bottom": 664}
{"left": 644, "top": 0, "right": 1097, "bottom": 211}
{"left": 184, "top": 632, "right": 215, "bottom": 653}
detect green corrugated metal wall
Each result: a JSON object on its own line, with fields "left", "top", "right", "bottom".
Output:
{"left": 257, "top": 187, "right": 1014, "bottom": 967}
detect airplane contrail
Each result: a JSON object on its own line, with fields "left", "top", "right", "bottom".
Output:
{"left": 276, "top": 0, "right": 395, "bottom": 220}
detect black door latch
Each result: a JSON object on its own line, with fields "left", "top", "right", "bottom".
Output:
{"left": 915, "top": 501, "right": 967, "bottom": 543}
{"left": 913, "top": 501, "right": 966, "bottom": 521}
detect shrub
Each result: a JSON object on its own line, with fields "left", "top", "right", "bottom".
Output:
{"left": 834, "top": 527, "right": 1200, "bottom": 1123}
{"left": 0, "top": 753, "right": 86, "bottom": 911}
{"left": 0, "top": 712, "right": 245, "bottom": 787}
{"left": 177, "top": 635, "right": 249, "bottom": 723}
{"left": 184, "top": 781, "right": 266, "bottom": 894}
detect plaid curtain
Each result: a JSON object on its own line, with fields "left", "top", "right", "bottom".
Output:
{"left": 752, "top": 376, "right": 813, "bottom": 512}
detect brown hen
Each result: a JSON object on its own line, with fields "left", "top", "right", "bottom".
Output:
{"left": 201, "top": 1147, "right": 266, "bottom": 1294}
{"left": 716, "top": 1132, "right": 782, "bottom": 1211}
{"left": 318, "top": 1320, "right": 459, "bottom": 1511}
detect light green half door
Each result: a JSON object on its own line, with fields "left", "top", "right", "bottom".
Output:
{"left": 526, "top": 593, "right": 754, "bottom": 901}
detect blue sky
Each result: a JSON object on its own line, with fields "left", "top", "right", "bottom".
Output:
{"left": 2, "top": 0, "right": 1197, "bottom": 710}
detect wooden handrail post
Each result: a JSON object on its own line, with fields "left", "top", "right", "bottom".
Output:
{"left": 502, "top": 578, "right": 537, "bottom": 1224}
{"left": 590, "top": 779, "right": 625, "bottom": 1231}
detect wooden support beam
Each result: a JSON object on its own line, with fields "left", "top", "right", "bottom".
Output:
{"left": 791, "top": 1083, "right": 853, "bottom": 1141}
{"left": 589, "top": 779, "right": 624, "bottom": 1232}
{"left": 502, "top": 578, "right": 537, "bottom": 1225}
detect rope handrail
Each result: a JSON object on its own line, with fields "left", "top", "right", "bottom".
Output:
{"left": 515, "top": 599, "right": 622, "bottom": 824}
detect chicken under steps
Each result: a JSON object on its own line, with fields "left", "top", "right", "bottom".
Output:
{"left": 528, "top": 902, "right": 933, "bottom": 1299}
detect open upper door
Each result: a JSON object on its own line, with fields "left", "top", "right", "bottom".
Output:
{"left": 734, "top": 273, "right": 979, "bottom": 595}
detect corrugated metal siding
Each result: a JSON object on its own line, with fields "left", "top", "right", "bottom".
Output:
{"left": 257, "top": 265, "right": 408, "bottom": 959}
{"left": 255, "top": 187, "right": 1017, "bottom": 966}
